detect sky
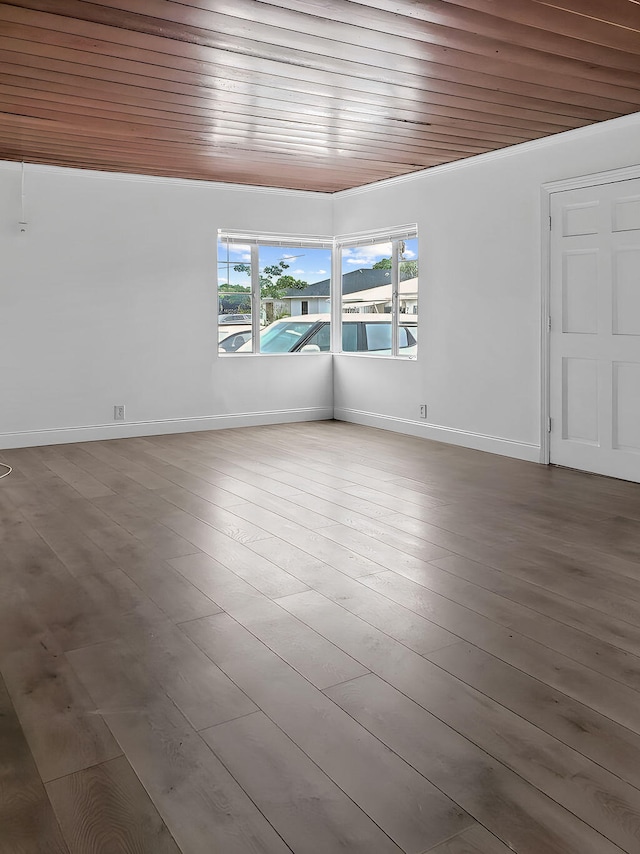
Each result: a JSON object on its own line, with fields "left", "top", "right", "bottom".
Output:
{"left": 217, "top": 238, "right": 418, "bottom": 288}
{"left": 218, "top": 243, "right": 331, "bottom": 288}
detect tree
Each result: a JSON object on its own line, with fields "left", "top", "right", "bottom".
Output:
{"left": 218, "top": 282, "right": 251, "bottom": 314}
{"left": 372, "top": 256, "right": 418, "bottom": 281}
{"left": 399, "top": 260, "right": 419, "bottom": 281}
{"left": 232, "top": 260, "right": 308, "bottom": 323}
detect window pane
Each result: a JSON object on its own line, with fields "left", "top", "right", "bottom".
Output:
{"left": 365, "top": 323, "right": 392, "bottom": 351}
{"left": 397, "top": 237, "right": 418, "bottom": 357}
{"left": 304, "top": 323, "right": 331, "bottom": 351}
{"left": 218, "top": 238, "right": 253, "bottom": 353}
{"left": 260, "top": 319, "right": 319, "bottom": 353}
{"left": 218, "top": 328, "right": 252, "bottom": 353}
{"left": 341, "top": 241, "right": 392, "bottom": 354}
{"left": 259, "top": 246, "right": 331, "bottom": 352}
{"left": 342, "top": 323, "right": 359, "bottom": 351}
{"left": 399, "top": 321, "right": 418, "bottom": 354}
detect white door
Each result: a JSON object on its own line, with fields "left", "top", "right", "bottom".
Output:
{"left": 549, "top": 178, "right": 640, "bottom": 482}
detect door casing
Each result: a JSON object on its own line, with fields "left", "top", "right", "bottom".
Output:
{"left": 540, "top": 163, "right": 640, "bottom": 466}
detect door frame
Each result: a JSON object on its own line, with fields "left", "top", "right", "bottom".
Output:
{"left": 540, "top": 163, "right": 640, "bottom": 465}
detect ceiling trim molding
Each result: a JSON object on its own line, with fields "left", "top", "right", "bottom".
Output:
{"left": 0, "top": 160, "right": 332, "bottom": 200}
{"left": 333, "top": 111, "right": 640, "bottom": 199}
{"left": 541, "top": 162, "right": 640, "bottom": 194}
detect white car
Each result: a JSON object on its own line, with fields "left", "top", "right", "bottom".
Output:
{"left": 218, "top": 326, "right": 253, "bottom": 352}
{"left": 218, "top": 313, "right": 252, "bottom": 324}
{"left": 229, "top": 314, "right": 417, "bottom": 355}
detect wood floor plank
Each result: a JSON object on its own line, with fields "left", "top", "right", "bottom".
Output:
{"left": 426, "top": 825, "right": 515, "bottom": 853}
{"left": 0, "top": 674, "right": 70, "bottom": 854}
{"left": 102, "top": 445, "right": 248, "bottom": 508}
{"left": 514, "top": 534, "right": 640, "bottom": 588}
{"left": 20, "top": 501, "right": 121, "bottom": 577}
{"left": 502, "top": 541, "right": 640, "bottom": 620}
{"left": 327, "top": 674, "right": 624, "bottom": 854}
{"left": 170, "top": 550, "right": 275, "bottom": 611}
{"left": 46, "top": 757, "right": 180, "bottom": 854}
{"left": 250, "top": 537, "right": 459, "bottom": 654}
{"left": 1, "top": 508, "right": 168, "bottom": 649}
{"left": 22, "top": 496, "right": 216, "bottom": 623}
{"left": 362, "top": 571, "right": 640, "bottom": 736}
{"left": 155, "top": 484, "right": 274, "bottom": 543}
{"left": 430, "top": 553, "right": 640, "bottom": 658}
{"left": 381, "top": 509, "right": 640, "bottom": 626}
{"left": 427, "top": 641, "right": 640, "bottom": 792}
{"left": 182, "top": 612, "right": 475, "bottom": 854}
{"left": 292, "top": 488, "right": 459, "bottom": 558}
{"left": 0, "top": 597, "right": 122, "bottom": 782}
{"left": 80, "top": 441, "right": 179, "bottom": 490}
{"left": 91, "top": 493, "right": 199, "bottom": 559}
{"left": 36, "top": 451, "right": 116, "bottom": 500}
{"left": 123, "top": 620, "right": 258, "bottom": 730}
{"left": 277, "top": 591, "right": 640, "bottom": 853}
{"left": 39, "top": 566, "right": 169, "bottom": 653}
{"left": 103, "top": 546, "right": 221, "bottom": 625}
{"left": 66, "top": 640, "right": 291, "bottom": 854}
{"left": 201, "top": 711, "right": 404, "bottom": 854}
{"left": 56, "top": 444, "right": 159, "bottom": 497}
{"left": 220, "top": 596, "right": 369, "bottom": 689}
{"left": 378, "top": 555, "right": 640, "bottom": 690}
{"left": 27, "top": 498, "right": 161, "bottom": 571}
{"left": 342, "top": 482, "right": 447, "bottom": 515}
{"left": 164, "top": 514, "right": 308, "bottom": 597}
{"left": 207, "top": 452, "right": 359, "bottom": 494}
{"left": 173, "top": 554, "right": 370, "bottom": 690}
{"left": 181, "top": 457, "right": 307, "bottom": 500}
{"left": 0, "top": 461, "right": 86, "bottom": 511}
{"left": 270, "top": 523, "right": 390, "bottom": 578}
{"left": 268, "top": 472, "right": 397, "bottom": 520}
{"left": 228, "top": 495, "right": 336, "bottom": 534}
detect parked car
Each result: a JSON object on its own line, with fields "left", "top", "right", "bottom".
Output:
{"left": 218, "top": 313, "right": 252, "bottom": 324}
{"left": 218, "top": 326, "right": 253, "bottom": 352}
{"left": 230, "top": 314, "right": 417, "bottom": 355}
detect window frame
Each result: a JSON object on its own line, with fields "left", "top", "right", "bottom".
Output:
{"left": 218, "top": 225, "right": 417, "bottom": 358}
{"left": 218, "top": 230, "right": 333, "bottom": 355}
{"left": 334, "top": 224, "right": 418, "bottom": 359}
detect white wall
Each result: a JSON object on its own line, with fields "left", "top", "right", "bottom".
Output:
{"left": 332, "top": 113, "right": 640, "bottom": 461}
{"left": 0, "top": 163, "right": 333, "bottom": 448}
{"left": 3, "top": 113, "right": 639, "bottom": 456}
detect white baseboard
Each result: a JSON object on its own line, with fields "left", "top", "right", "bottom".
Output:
{"left": 0, "top": 407, "right": 333, "bottom": 450}
{"left": 334, "top": 407, "right": 541, "bottom": 463}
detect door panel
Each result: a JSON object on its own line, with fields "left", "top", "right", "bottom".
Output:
{"left": 550, "top": 177, "right": 640, "bottom": 481}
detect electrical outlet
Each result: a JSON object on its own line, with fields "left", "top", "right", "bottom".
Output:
{"left": 419, "top": 404, "right": 428, "bottom": 419}
{"left": 114, "top": 405, "right": 125, "bottom": 421}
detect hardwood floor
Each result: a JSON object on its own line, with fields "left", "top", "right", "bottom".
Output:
{"left": 1, "top": 421, "right": 640, "bottom": 854}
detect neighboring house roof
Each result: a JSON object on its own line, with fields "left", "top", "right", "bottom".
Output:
{"left": 282, "top": 267, "right": 391, "bottom": 299}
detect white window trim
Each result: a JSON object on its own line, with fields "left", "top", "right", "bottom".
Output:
{"left": 218, "top": 225, "right": 418, "bottom": 357}
{"left": 334, "top": 224, "right": 418, "bottom": 358}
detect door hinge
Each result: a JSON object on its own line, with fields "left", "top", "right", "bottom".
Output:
{"left": 548, "top": 315, "right": 552, "bottom": 331}
{"left": 548, "top": 417, "right": 552, "bottom": 433}
{"left": 549, "top": 215, "right": 552, "bottom": 230}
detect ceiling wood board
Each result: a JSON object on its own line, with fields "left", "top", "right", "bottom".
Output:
{"left": 0, "top": 0, "right": 639, "bottom": 191}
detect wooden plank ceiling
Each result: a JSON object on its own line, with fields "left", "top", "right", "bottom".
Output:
{"left": 1, "top": 0, "right": 639, "bottom": 192}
